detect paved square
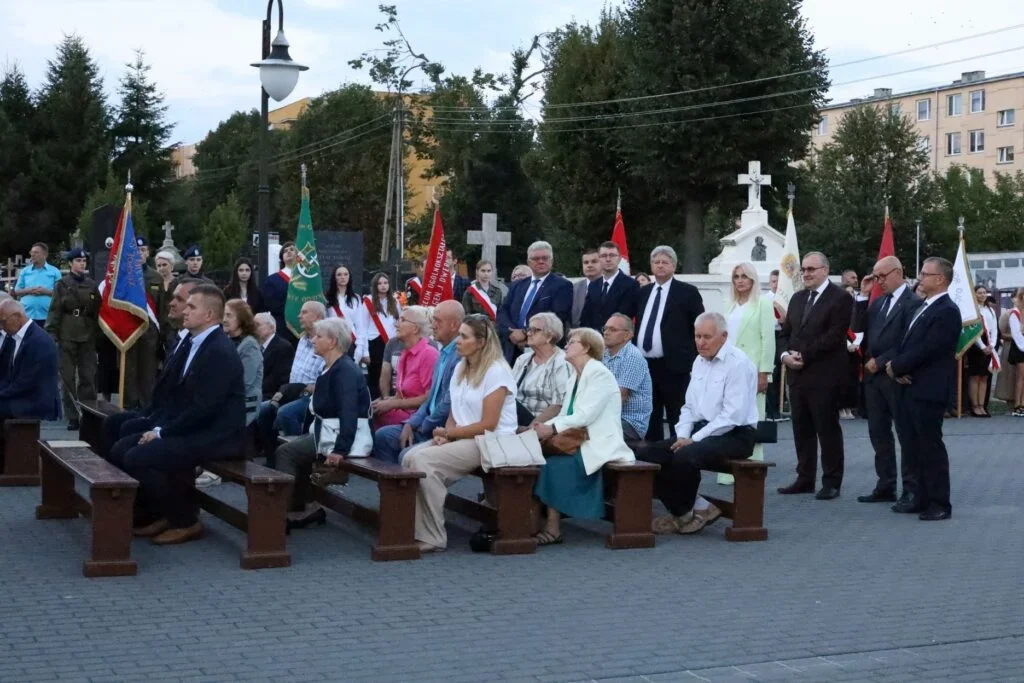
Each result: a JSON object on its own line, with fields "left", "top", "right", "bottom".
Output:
{"left": 2, "top": 417, "right": 1023, "bottom": 682}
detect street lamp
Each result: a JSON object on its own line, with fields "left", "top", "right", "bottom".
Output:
{"left": 251, "top": 0, "right": 308, "bottom": 281}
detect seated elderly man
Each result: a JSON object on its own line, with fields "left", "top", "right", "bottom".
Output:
{"left": 601, "top": 313, "right": 652, "bottom": 441}
{"left": 0, "top": 299, "right": 61, "bottom": 422}
{"left": 635, "top": 312, "right": 758, "bottom": 535}
{"left": 373, "top": 300, "right": 464, "bottom": 464}
{"left": 254, "top": 312, "right": 295, "bottom": 400}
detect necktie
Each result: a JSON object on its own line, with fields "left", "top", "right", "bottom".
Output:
{"left": 602, "top": 281, "right": 610, "bottom": 298}
{"left": 0, "top": 335, "right": 14, "bottom": 370}
{"left": 801, "top": 290, "right": 818, "bottom": 324}
{"left": 642, "top": 286, "right": 662, "bottom": 352}
{"left": 879, "top": 294, "right": 893, "bottom": 318}
{"left": 175, "top": 335, "right": 194, "bottom": 378}
{"left": 519, "top": 279, "right": 541, "bottom": 328}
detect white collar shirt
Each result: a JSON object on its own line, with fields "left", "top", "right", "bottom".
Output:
{"left": 907, "top": 291, "right": 948, "bottom": 332}
{"left": 675, "top": 343, "right": 759, "bottom": 442}
{"left": 182, "top": 324, "right": 220, "bottom": 376}
{"left": 261, "top": 336, "right": 273, "bottom": 352}
{"left": 11, "top": 319, "right": 34, "bottom": 361}
{"left": 602, "top": 271, "right": 619, "bottom": 288}
{"left": 638, "top": 278, "right": 673, "bottom": 359}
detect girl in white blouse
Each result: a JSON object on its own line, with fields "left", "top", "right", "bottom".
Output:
{"left": 324, "top": 264, "right": 367, "bottom": 360}
{"left": 361, "top": 272, "right": 401, "bottom": 399}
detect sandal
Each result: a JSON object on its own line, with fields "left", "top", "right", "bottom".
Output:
{"left": 535, "top": 530, "right": 564, "bottom": 546}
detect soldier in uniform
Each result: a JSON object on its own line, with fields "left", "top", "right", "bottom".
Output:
{"left": 123, "top": 237, "right": 161, "bottom": 409}
{"left": 183, "top": 245, "right": 212, "bottom": 282}
{"left": 45, "top": 248, "right": 100, "bottom": 430}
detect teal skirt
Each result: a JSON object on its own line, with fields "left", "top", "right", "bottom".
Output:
{"left": 534, "top": 450, "right": 605, "bottom": 519}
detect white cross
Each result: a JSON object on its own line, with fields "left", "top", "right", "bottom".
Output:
{"left": 161, "top": 221, "right": 175, "bottom": 247}
{"left": 737, "top": 161, "right": 772, "bottom": 211}
{"left": 466, "top": 213, "right": 511, "bottom": 265}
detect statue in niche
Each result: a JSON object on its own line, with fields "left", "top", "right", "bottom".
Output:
{"left": 751, "top": 236, "right": 767, "bottom": 262}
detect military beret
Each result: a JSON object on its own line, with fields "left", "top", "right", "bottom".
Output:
{"left": 136, "top": 236, "right": 149, "bottom": 247}
{"left": 183, "top": 245, "right": 202, "bottom": 259}
{"left": 66, "top": 247, "right": 89, "bottom": 260}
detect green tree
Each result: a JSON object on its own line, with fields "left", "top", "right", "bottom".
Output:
{"left": 204, "top": 192, "right": 248, "bottom": 272}
{"left": 32, "top": 34, "right": 111, "bottom": 251}
{"left": 802, "top": 104, "right": 933, "bottom": 274}
{"left": 0, "top": 65, "right": 37, "bottom": 254}
{"left": 110, "top": 49, "right": 174, "bottom": 223}
{"left": 75, "top": 170, "right": 151, "bottom": 247}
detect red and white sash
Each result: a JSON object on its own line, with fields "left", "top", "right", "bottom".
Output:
{"left": 407, "top": 277, "right": 423, "bottom": 297}
{"left": 363, "top": 296, "right": 390, "bottom": 343}
{"left": 467, "top": 282, "right": 497, "bottom": 320}
{"left": 277, "top": 268, "right": 291, "bottom": 284}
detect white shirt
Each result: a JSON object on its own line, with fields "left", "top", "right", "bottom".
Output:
{"left": 765, "top": 290, "right": 782, "bottom": 331}
{"left": 601, "top": 271, "right": 619, "bottom": 290}
{"left": 172, "top": 329, "right": 188, "bottom": 355}
{"left": 885, "top": 284, "right": 908, "bottom": 317}
{"left": 780, "top": 280, "right": 831, "bottom": 360}
{"left": 448, "top": 361, "right": 518, "bottom": 435}
{"left": 976, "top": 305, "right": 997, "bottom": 351}
{"left": 261, "top": 335, "right": 273, "bottom": 352}
{"left": 638, "top": 279, "right": 672, "bottom": 359}
{"left": 1009, "top": 308, "right": 1024, "bottom": 352}
{"left": 327, "top": 295, "right": 368, "bottom": 359}
{"left": 907, "top": 291, "right": 948, "bottom": 333}
{"left": 362, "top": 296, "right": 400, "bottom": 344}
{"left": 675, "top": 343, "right": 759, "bottom": 442}
{"left": 11, "top": 319, "right": 34, "bottom": 361}
{"left": 182, "top": 324, "right": 221, "bottom": 376}
{"left": 726, "top": 301, "right": 748, "bottom": 342}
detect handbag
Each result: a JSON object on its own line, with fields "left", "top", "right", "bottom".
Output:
{"left": 540, "top": 427, "right": 589, "bottom": 456}
{"left": 475, "top": 429, "right": 546, "bottom": 471}
{"left": 309, "top": 387, "right": 373, "bottom": 457}
{"left": 754, "top": 420, "right": 777, "bottom": 444}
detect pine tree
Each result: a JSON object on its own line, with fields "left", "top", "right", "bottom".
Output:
{"left": 111, "top": 49, "right": 174, "bottom": 219}
{"left": 0, "top": 65, "right": 37, "bottom": 253}
{"left": 32, "top": 34, "right": 111, "bottom": 251}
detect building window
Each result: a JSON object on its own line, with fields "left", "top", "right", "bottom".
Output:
{"left": 969, "top": 130, "right": 985, "bottom": 153}
{"left": 998, "top": 109, "right": 1015, "bottom": 127}
{"left": 947, "top": 94, "right": 962, "bottom": 117}
{"left": 917, "top": 136, "right": 930, "bottom": 153}
{"left": 1006, "top": 259, "right": 1021, "bottom": 267}
{"left": 998, "top": 146, "right": 1015, "bottom": 164}
{"left": 816, "top": 116, "right": 828, "bottom": 136}
{"left": 946, "top": 132, "right": 961, "bottom": 156}
{"left": 916, "top": 99, "right": 931, "bottom": 121}
{"left": 970, "top": 90, "right": 985, "bottom": 113}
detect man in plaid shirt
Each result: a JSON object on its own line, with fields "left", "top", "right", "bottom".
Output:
{"left": 601, "top": 313, "right": 652, "bottom": 441}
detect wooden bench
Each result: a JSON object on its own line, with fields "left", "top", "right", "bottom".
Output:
{"left": 277, "top": 434, "right": 425, "bottom": 561}
{"left": 701, "top": 460, "right": 775, "bottom": 542}
{"left": 602, "top": 460, "right": 660, "bottom": 549}
{"left": 0, "top": 419, "right": 42, "bottom": 486}
{"left": 78, "top": 399, "right": 294, "bottom": 569}
{"left": 35, "top": 440, "right": 139, "bottom": 577}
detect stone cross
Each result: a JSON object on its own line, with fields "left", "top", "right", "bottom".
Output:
{"left": 738, "top": 161, "right": 772, "bottom": 211}
{"left": 467, "top": 213, "right": 511, "bottom": 265}
{"left": 161, "top": 221, "right": 175, "bottom": 248}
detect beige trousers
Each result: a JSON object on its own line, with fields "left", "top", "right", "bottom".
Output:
{"left": 402, "top": 439, "right": 483, "bottom": 549}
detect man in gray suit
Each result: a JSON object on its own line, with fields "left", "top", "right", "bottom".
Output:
{"left": 572, "top": 248, "right": 601, "bottom": 328}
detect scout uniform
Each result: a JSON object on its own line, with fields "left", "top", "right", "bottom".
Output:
{"left": 182, "top": 245, "right": 212, "bottom": 283}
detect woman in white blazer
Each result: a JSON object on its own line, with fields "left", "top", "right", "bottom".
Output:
{"left": 718, "top": 262, "right": 775, "bottom": 484}
{"left": 531, "top": 327, "right": 635, "bottom": 545}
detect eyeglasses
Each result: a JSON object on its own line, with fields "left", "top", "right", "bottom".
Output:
{"left": 800, "top": 266, "right": 825, "bottom": 274}
{"left": 601, "top": 326, "right": 627, "bottom": 333}
{"left": 919, "top": 271, "right": 941, "bottom": 279}
{"left": 873, "top": 268, "right": 898, "bottom": 280}
{"left": 526, "top": 326, "right": 545, "bottom": 335}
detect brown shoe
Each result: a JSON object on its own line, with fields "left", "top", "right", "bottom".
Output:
{"left": 416, "top": 541, "right": 445, "bottom": 553}
{"left": 678, "top": 504, "right": 722, "bottom": 535}
{"left": 133, "top": 518, "right": 169, "bottom": 538}
{"left": 151, "top": 522, "right": 204, "bottom": 545}
{"left": 652, "top": 512, "right": 693, "bottom": 534}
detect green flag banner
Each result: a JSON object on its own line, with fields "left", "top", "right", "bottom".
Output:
{"left": 950, "top": 233, "right": 983, "bottom": 358}
{"left": 285, "top": 184, "right": 327, "bottom": 337}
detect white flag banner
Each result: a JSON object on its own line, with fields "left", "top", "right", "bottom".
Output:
{"left": 949, "top": 235, "right": 983, "bottom": 358}
{"left": 774, "top": 208, "right": 801, "bottom": 315}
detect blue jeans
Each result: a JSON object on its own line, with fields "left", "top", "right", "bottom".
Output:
{"left": 275, "top": 396, "right": 310, "bottom": 436}
{"left": 257, "top": 397, "right": 310, "bottom": 467}
{"left": 373, "top": 423, "right": 431, "bottom": 464}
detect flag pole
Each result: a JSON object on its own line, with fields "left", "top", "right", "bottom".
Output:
{"left": 117, "top": 171, "right": 134, "bottom": 409}
{"left": 956, "top": 216, "right": 965, "bottom": 419}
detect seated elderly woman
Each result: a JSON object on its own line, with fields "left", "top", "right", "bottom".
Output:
{"left": 531, "top": 327, "right": 636, "bottom": 545}
{"left": 273, "top": 317, "right": 371, "bottom": 530}
{"left": 511, "top": 312, "right": 572, "bottom": 426}
{"left": 402, "top": 314, "right": 519, "bottom": 552}
{"left": 372, "top": 306, "right": 439, "bottom": 427}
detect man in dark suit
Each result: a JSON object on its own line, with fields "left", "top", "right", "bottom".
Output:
{"left": 254, "top": 312, "right": 295, "bottom": 400}
{"left": 635, "top": 245, "right": 704, "bottom": 440}
{"left": 571, "top": 249, "right": 601, "bottom": 328}
{"left": 857, "top": 256, "right": 921, "bottom": 504}
{"left": 887, "top": 257, "right": 960, "bottom": 521}
{"left": 580, "top": 241, "right": 639, "bottom": 330}
{"left": 497, "top": 240, "right": 573, "bottom": 362}
{"left": 0, "top": 299, "right": 62, "bottom": 422}
{"left": 778, "top": 251, "right": 854, "bottom": 500}
{"left": 109, "top": 285, "right": 246, "bottom": 544}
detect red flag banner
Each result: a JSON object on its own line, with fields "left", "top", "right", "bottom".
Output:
{"left": 420, "top": 208, "right": 453, "bottom": 305}
{"left": 869, "top": 208, "right": 895, "bottom": 304}
{"left": 611, "top": 198, "right": 630, "bottom": 274}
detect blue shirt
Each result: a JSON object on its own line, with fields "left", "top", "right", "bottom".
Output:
{"left": 603, "top": 342, "right": 653, "bottom": 435}
{"left": 407, "top": 338, "right": 458, "bottom": 433}
{"left": 182, "top": 324, "right": 221, "bottom": 376}
{"left": 15, "top": 263, "right": 62, "bottom": 320}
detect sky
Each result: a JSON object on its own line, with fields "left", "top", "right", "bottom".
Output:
{"left": 5, "top": 0, "right": 1024, "bottom": 145}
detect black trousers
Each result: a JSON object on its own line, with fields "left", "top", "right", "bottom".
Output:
{"left": 101, "top": 410, "right": 149, "bottom": 462}
{"left": 110, "top": 434, "right": 206, "bottom": 528}
{"left": 863, "top": 373, "right": 916, "bottom": 495}
{"left": 896, "top": 395, "right": 951, "bottom": 512}
{"left": 765, "top": 332, "right": 784, "bottom": 418}
{"left": 788, "top": 384, "right": 844, "bottom": 489}
{"left": 645, "top": 357, "right": 688, "bottom": 441}
{"left": 635, "top": 426, "right": 755, "bottom": 516}
{"left": 367, "top": 337, "right": 386, "bottom": 400}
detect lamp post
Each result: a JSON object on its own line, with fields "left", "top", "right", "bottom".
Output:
{"left": 915, "top": 217, "right": 922, "bottom": 276}
{"left": 251, "top": 0, "right": 308, "bottom": 281}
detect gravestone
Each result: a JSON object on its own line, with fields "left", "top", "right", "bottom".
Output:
{"left": 157, "top": 221, "right": 184, "bottom": 268}
{"left": 314, "top": 230, "right": 364, "bottom": 294}
{"left": 466, "top": 213, "right": 511, "bottom": 265}
{"left": 87, "top": 205, "right": 122, "bottom": 279}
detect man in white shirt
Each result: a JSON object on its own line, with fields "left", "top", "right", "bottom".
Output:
{"left": 635, "top": 312, "right": 758, "bottom": 535}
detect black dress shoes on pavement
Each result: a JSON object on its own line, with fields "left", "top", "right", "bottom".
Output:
{"left": 777, "top": 481, "right": 815, "bottom": 495}
{"left": 891, "top": 494, "right": 925, "bottom": 514}
{"left": 815, "top": 486, "right": 840, "bottom": 500}
{"left": 857, "top": 490, "right": 897, "bottom": 503}
{"left": 918, "top": 506, "right": 951, "bottom": 521}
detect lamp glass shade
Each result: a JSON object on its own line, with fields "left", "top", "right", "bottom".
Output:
{"left": 259, "top": 64, "right": 301, "bottom": 102}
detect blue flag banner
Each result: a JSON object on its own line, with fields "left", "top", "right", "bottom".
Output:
{"left": 98, "top": 195, "right": 150, "bottom": 352}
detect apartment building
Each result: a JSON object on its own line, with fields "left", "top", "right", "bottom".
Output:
{"left": 811, "top": 70, "right": 1024, "bottom": 183}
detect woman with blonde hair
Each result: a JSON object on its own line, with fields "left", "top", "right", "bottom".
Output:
{"left": 717, "top": 262, "right": 775, "bottom": 484}
{"left": 402, "top": 315, "right": 519, "bottom": 552}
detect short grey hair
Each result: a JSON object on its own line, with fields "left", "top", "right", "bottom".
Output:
{"left": 924, "top": 256, "right": 953, "bottom": 285}
{"left": 650, "top": 245, "right": 678, "bottom": 265}
{"left": 404, "top": 305, "right": 432, "bottom": 337}
{"left": 527, "top": 241, "right": 553, "bottom": 257}
{"left": 302, "top": 300, "right": 327, "bottom": 320}
{"left": 803, "top": 251, "right": 830, "bottom": 270}
{"left": 314, "top": 317, "right": 353, "bottom": 353}
{"left": 155, "top": 250, "right": 176, "bottom": 263}
{"left": 254, "top": 312, "right": 276, "bottom": 331}
{"left": 607, "top": 313, "right": 634, "bottom": 334}
{"left": 529, "top": 312, "right": 564, "bottom": 345}
{"left": 695, "top": 311, "right": 728, "bottom": 336}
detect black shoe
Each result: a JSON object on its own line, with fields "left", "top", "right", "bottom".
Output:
{"left": 918, "top": 506, "right": 951, "bottom": 521}
{"left": 67, "top": 419, "right": 80, "bottom": 431}
{"left": 286, "top": 508, "right": 327, "bottom": 531}
{"left": 815, "top": 486, "right": 840, "bottom": 500}
{"left": 891, "top": 494, "right": 924, "bottom": 514}
{"left": 777, "top": 481, "right": 815, "bottom": 495}
{"left": 857, "top": 490, "right": 896, "bottom": 503}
